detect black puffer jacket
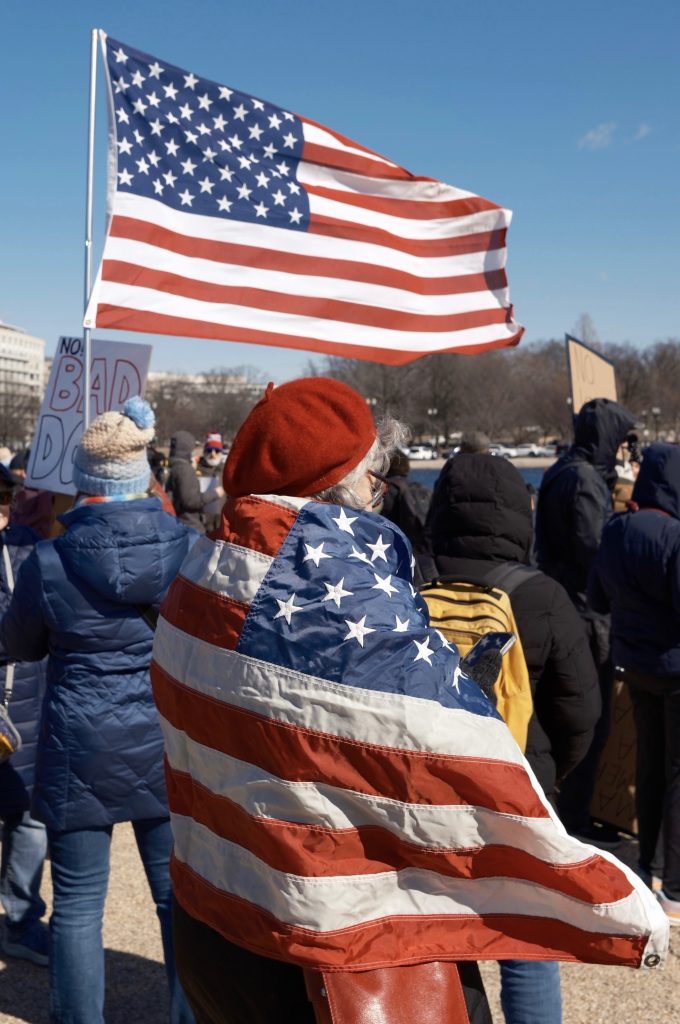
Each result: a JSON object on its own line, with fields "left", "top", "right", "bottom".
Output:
{"left": 167, "top": 430, "right": 214, "bottom": 533}
{"left": 425, "top": 453, "right": 601, "bottom": 796}
{"left": 535, "top": 398, "right": 635, "bottom": 610}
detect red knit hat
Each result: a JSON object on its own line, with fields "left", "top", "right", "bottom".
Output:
{"left": 223, "top": 377, "right": 376, "bottom": 498}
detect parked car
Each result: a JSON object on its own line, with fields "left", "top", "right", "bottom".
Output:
{"left": 513, "top": 443, "right": 544, "bottom": 458}
{"left": 408, "top": 443, "right": 437, "bottom": 460}
{"left": 488, "top": 442, "right": 518, "bottom": 459}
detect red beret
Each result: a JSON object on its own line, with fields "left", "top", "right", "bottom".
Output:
{"left": 223, "top": 377, "right": 376, "bottom": 498}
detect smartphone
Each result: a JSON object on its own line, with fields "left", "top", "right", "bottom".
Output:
{"left": 459, "top": 632, "right": 516, "bottom": 702}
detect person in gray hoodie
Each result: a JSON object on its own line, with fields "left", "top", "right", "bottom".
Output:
{"left": 167, "top": 431, "right": 224, "bottom": 533}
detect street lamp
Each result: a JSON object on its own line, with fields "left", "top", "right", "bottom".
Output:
{"left": 427, "top": 407, "right": 438, "bottom": 449}
{"left": 651, "top": 406, "right": 661, "bottom": 440}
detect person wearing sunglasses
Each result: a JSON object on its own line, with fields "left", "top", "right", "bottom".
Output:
{"left": 0, "top": 463, "right": 49, "bottom": 967}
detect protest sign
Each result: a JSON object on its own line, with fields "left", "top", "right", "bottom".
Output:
{"left": 25, "top": 337, "right": 152, "bottom": 495}
{"left": 591, "top": 679, "right": 638, "bottom": 836}
{"left": 566, "top": 335, "right": 617, "bottom": 414}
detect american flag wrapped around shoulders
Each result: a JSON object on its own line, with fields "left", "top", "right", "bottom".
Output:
{"left": 150, "top": 494, "right": 668, "bottom": 971}
{"left": 85, "top": 33, "right": 523, "bottom": 362}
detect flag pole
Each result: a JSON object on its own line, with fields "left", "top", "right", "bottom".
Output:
{"left": 83, "top": 28, "right": 98, "bottom": 429}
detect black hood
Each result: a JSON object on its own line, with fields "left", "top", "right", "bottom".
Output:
{"left": 428, "top": 453, "right": 533, "bottom": 563}
{"left": 571, "top": 398, "right": 635, "bottom": 474}
{"left": 169, "top": 430, "right": 196, "bottom": 462}
{"left": 632, "top": 443, "right": 680, "bottom": 519}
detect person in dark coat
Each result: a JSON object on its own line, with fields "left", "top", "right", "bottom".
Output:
{"left": 425, "top": 452, "right": 601, "bottom": 1024}
{"left": 380, "top": 450, "right": 431, "bottom": 554}
{"left": 0, "top": 464, "right": 49, "bottom": 966}
{"left": 535, "top": 397, "right": 635, "bottom": 836}
{"left": 167, "top": 430, "right": 223, "bottom": 533}
{"left": 0, "top": 398, "right": 196, "bottom": 1024}
{"left": 589, "top": 443, "right": 680, "bottom": 925}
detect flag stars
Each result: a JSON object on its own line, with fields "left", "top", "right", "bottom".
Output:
{"left": 236, "top": 183, "right": 252, "bottom": 201}
{"left": 164, "top": 139, "right": 179, "bottom": 157}
{"left": 343, "top": 616, "right": 375, "bottom": 648}
{"left": 213, "top": 114, "right": 227, "bottom": 131}
{"left": 181, "top": 158, "right": 197, "bottom": 176}
{"left": 217, "top": 196, "right": 232, "bottom": 212}
{"left": 163, "top": 82, "right": 179, "bottom": 100}
{"left": 366, "top": 535, "right": 391, "bottom": 563}
{"left": 255, "top": 172, "right": 269, "bottom": 188}
{"left": 372, "top": 573, "right": 398, "bottom": 598}
{"left": 148, "top": 149, "right": 161, "bottom": 167}
{"left": 322, "top": 578, "right": 353, "bottom": 608}
{"left": 117, "top": 168, "right": 134, "bottom": 186}
{"left": 268, "top": 113, "right": 282, "bottom": 130}
{"left": 116, "top": 107, "right": 130, "bottom": 124}
{"left": 348, "top": 546, "right": 370, "bottom": 563}
{"left": 276, "top": 161, "right": 290, "bottom": 176}
{"left": 272, "top": 189, "right": 286, "bottom": 206}
{"left": 232, "top": 103, "right": 248, "bottom": 120}
{"left": 219, "top": 167, "right": 234, "bottom": 182}
{"left": 302, "top": 542, "right": 332, "bottom": 568}
{"left": 178, "top": 188, "right": 195, "bottom": 206}
{"left": 199, "top": 176, "right": 215, "bottom": 193}
{"left": 248, "top": 124, "right": 264, "bottom": 141}
{"left": 333, "top": 508, "right": 357, "bottom": 535}
{"left": 166, "top": 111, "right": 179, "bottom": 125}
{"left": 179, "top": 103, "right": 193, "bottom": 120}
{"left": 149, "top": 118, "right": 165, "bottom": 136}
{"left": 263, "top": 142, "right": 276, "bottom": 159}
{"left": 202, "top": 147, "right": 217, "bottom": 162}
{"left": 197, "top": 123, "right": 211, "bottom": 136}
{"left": 289, "top": 207, "right": 303, "bottom": 225}
{"left": 393, "top": 616, "right": 410, "bottom": 633}
{"left": 238, "top": 155, "right": 253, "bottom": 171}
{"left": 218, "top": 86, "right": 233, "bottom": 100}
{"left": 252, "top": 99, "right": 265, "bottom": 111}
{"left": 148, "top": 61, "right": 164, "bottom": 79}
{"left": 288, "top": 181, "right": 301, "bottom": 195}
{"left": 152, "top": 179, "right": 164, "bottom": 195}
{"left": 184, "top": 72, "right": 199, "bottom": 90}
{"left": 282, "top": 132, "right": 297, "bottom": 149}
{"left": 228, "top": 134, "right": 243, "bottom": 151}
{"left": 184, "top": 130, "right": 199, "bottom": 145}
{"left": 113, "top": 77, "right": 128, "bottom": 94}
{"left": 130, "top": 69, "right": 146, "bottom": 88}
{"left": 136, "top": 157, "right": 150, "bottom": 175}
{"left": 117, "top": 137, "right": 133, "bottom": 155}
{"left": 436, "top": 629, "right": 456, "bottom": 653}
{"left": 274, "top": 594, "right": 303, "bottom": 626}
{"left": 197, "top": 92, "right": 213, "bottom": 110}
{"left": 163, "top": 170, "right": 178, "bottom": 187}
{"left": 146, "top": 91, "right": 161, "bottom": 108}
{"left": 413, "top": 637, "right": 435, "bottom": 666}
{"left": 132, "top": 97, "right": 148, "bottom": 116}
{"left": 113, "top": 47, "right": 128, "bottom": 64}
{"left": 133, "top": 128, "right": 145, "bottom": 145}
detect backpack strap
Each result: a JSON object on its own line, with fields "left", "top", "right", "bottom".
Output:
{"left": 423, "top": 562, "right": 540, "bottom": 597}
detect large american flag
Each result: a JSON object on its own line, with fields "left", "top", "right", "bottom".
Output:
{"left": 151, "top": 494, "right": 667, "bottom": 971}
{"left": 85, "top": 33, "right": 523, "bottom": 363}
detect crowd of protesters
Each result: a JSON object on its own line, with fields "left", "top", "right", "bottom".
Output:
{"left": 0, "top": 386, "right": 675, "bottom": 1024}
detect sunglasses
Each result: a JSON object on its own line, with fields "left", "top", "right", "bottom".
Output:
{"left": 368, "top": 470, "right": 389, "bottom": 508}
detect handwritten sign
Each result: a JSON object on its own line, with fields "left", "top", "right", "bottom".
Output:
{"left": 566, "top": 335, "right": 617, "bottom": 414}
{"left": 25, "top": 337, "right": 152, "bottom": 495}
{"left": 591, "top": 680, "right": 638, "bottom": 836}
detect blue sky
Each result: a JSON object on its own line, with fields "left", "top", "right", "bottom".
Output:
{"left": 1, "top": 0, "right": 678, "bottom": 379}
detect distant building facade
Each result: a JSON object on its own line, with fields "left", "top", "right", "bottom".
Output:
{"left": 0, "top": 321, "right": 46, "bottom": 448}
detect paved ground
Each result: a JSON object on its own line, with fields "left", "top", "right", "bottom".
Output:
{"left": 0, "top": 823, "right": 676, "bottom": 1023}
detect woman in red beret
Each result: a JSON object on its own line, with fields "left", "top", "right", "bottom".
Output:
{"left": 150, "top": 378, "right": 667, "bottom": 1024}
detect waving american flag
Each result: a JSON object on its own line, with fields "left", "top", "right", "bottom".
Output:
{"left": 85, "top": 33, "right": 523, "bottom": 363}
{"left": 151, "top": 494, "right": 667, "bottom": 971}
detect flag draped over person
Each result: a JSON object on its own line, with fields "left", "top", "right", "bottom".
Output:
{"left": 151, "top": 490, "right": 668, "bottom": 971}
{"left": 85, "top": 33, "right": 523, "bottom": 363}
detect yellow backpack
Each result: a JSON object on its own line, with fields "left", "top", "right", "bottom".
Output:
{"left": 421, "top": 563, "right": 538, "bottom": 751}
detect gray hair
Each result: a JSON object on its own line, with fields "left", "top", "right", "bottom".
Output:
{"left": 312, "top": 415, "right": 409, "bottom": 509}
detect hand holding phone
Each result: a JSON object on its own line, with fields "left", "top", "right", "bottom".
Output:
{"left": 460, "top": 632, "right": 516, "bottom": 703}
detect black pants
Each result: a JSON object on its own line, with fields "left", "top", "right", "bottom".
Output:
{"left": 625, "top": 671, "right": 680, "bottom": 901}
{"left": 173, "top": 901, "right": 490, "bottom": 1024}
{"left": 557, "top": 615, "right": 614, "bottom": 832}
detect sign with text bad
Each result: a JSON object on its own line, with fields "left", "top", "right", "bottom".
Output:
{"left": 25, "top": 337, "right": 152, "bottom": 495}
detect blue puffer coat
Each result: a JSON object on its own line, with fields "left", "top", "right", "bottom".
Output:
{"left": 589, "top": 443, "right": 680, "bottom": 678}
{"left": 0, "top": 524, "right": 47, "bottom": 818}
{"left": 0, "top": 498, "right": 194, "bottom": 831}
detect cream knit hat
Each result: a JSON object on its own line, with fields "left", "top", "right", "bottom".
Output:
{"left": 72, "top": 396, "right": 155, "bottom": 496}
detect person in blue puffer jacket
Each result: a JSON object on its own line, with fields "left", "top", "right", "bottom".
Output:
{"left": 589, "top": 442, "right": 680, "bottom": 927}
{"left": 0, "top": 397, "right": 196, "bottom": 1024}
{"left": 0, "top": 463, "right": 49, "bottom": 967}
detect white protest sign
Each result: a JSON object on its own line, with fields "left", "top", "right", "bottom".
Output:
{"left": 26, "top": 337, "right": 152, "bottom": 495}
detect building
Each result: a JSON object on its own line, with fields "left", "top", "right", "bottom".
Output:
{"left": 0, "top": 321, "right": 46, "bottom": 449}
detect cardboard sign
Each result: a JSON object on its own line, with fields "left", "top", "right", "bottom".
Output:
{"left": 25, "top": 337, "right": 152, "bottom": 495}
{"left": 566, "top": 335, "right": 617, "bottom": 415}
{"left": 591, "top": 680, "right": 638, "bottom": 836}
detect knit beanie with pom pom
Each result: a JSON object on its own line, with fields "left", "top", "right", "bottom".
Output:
{"left": 72, "top": 396, "right": 155, "bottom": 496}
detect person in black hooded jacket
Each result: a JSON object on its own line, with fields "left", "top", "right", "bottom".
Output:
{"left": 535, "top": 397, "right": 635, "bottom": 837}
{"left": 589, "top": 443, "right": 680, "bottom": 923}
{"left": 167, "top": 430, "right": 224, "bottom": 533}
{"left": 425, "top": 452, "right": 601, "bottom": 797}
{"left": 423, "top": 453, "right": 601, "bottom": 1024}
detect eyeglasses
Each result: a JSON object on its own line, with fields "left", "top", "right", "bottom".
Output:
{"left": 368, "top": 470, "right": 389, "bottom": 508}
